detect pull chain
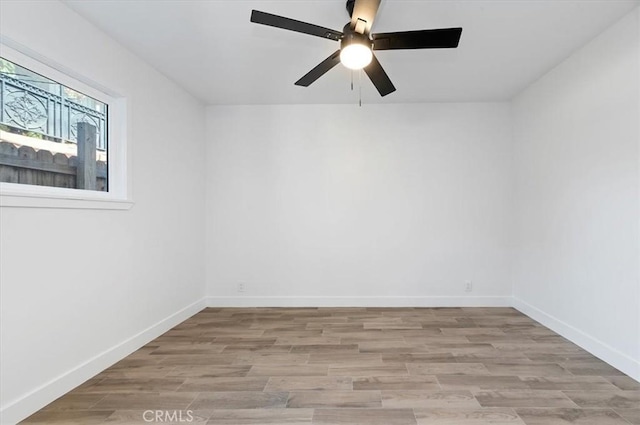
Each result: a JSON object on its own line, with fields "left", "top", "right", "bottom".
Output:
{"left": 351, "top": 70, "right": 354, "bottom": 91}
{"left": 358, "top": 69, "right": 362, "bottom": 107}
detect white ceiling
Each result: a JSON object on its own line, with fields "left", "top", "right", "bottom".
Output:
{"left": 63, "top": 0, "right": 639, "bottom": 105}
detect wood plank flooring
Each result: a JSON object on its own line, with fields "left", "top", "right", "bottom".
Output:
{"left": 21, "top": 308, "right": 639, "bottom": 424}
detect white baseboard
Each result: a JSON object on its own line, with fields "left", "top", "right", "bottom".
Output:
{"left": 0, "top": 298, "right": 206, "bottom": 425}
{"left": 205, "top": 295, "right": 512, "bottom": 308}
{"left": 512, "top": 297, "right": 640, "bottom": 382}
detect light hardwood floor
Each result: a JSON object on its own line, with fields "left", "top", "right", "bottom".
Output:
{"left": 21, "top": 308, "right": 640, "bottom": 424}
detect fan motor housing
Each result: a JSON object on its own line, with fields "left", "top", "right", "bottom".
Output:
{"left": 340, "top": 28, "right": 373, "bottom": 51}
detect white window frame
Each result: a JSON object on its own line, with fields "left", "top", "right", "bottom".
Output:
{"left": 0, "top": 41, "right": 132, "bottom": 210}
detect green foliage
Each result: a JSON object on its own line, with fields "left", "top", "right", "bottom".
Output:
{"left": 0, "top": 58, "right": 16, "bottom": 75}
{"left": 0, "top": 123, "right": 44, "bottom": 140}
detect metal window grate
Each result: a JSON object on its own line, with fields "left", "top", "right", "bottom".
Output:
{"left": 0, "top": 72, "right": 107, "bottom": 151}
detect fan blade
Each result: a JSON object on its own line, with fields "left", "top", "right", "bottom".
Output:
{"left": 363, "top": 53, "right": 396, "bottom": 97}
{"left": 350, "top": 0, "right": 381, "bottom": 34}
{"left": 295, "top": 50, "right": 342, "bottom": 87}
{"left": 373, "top": 28, "right": 462, "bottom": 50}
{"left": 251, "top": 10, "right": 342, "bottom": 41}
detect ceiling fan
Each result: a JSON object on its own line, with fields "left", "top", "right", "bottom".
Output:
{"left": 250, "top": 0, "right": 462, "bottom": 97}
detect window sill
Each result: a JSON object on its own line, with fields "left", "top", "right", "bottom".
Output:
{"left": 0, "top": 190, "right": 133, "bottom": 210}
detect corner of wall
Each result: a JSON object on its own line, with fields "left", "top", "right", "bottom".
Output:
{"left": 509, "top": 6, "right": 640, "bottom": 382}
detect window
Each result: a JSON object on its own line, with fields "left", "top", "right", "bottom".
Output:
{"left": 0, "top": 43, "right": 130, "bottom": 209}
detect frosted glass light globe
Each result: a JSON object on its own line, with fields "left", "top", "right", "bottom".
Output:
{"left": 340, "top": 44, "right": 373, "bottom": 70}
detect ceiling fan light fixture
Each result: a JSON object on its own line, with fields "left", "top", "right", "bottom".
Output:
{"left": 340, "top": 33, "right": 373, "bottom": 70}
{"left": 340, "top": 43, "right": 372, "bottom": 70}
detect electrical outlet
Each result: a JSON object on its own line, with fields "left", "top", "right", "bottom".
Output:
{"left": 464, "top": 280, "right": 473, "bottom": 292}
{"left": 237, "top": 283, "right": 245, "bottom": 293}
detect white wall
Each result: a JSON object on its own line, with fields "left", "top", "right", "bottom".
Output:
{"left": 0, "top": 1, "right": 206, "bottom": 423}
{"left": 512, "top": 9, "right": 640, "bottom": 380}
{"left": 206, "top": 103, "right": 513, "bottom": 306}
